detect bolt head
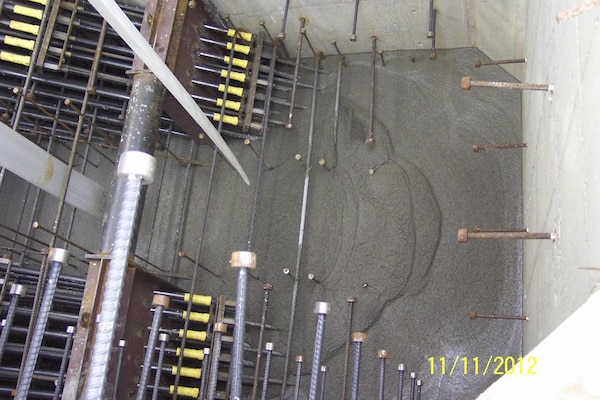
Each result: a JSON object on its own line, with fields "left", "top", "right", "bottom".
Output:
{"left": 474, "top": 59, "right": 482, "bottom": 68}
{"left": 469, "top": 310, "right": 477, "bottom": 319}
{"left": 472, "top": 145, "right": 480, "bottom": 153}
{"left": 461, "top": 76, "right": 472, "bottom": 90}
{"left": 457, "top": 228, "right": 469, "bottom": 243}
{"left": 350, "top": 34, "right": 357, "bottom": 42}
{"left": 429, "top": 51, "right": 437, "bottom": 60}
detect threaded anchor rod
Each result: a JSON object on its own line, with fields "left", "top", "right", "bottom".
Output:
{"left": 458, "top": 228, "right": 557, "bottom": 243}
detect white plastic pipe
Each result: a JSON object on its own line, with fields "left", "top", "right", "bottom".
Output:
{"left": 0, "top": 122, "right": 105, "bottom": 217}
{"left": 87, "top": 0, "right": 250, "bottom": 185}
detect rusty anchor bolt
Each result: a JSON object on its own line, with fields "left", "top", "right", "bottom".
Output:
{"left": 307, "top": 273, "right": 321, "bottom": 284}
{"left": 458, "top": 228, "right": 557, "bottom": 243}
{"left": 461, "top": 76, "right": 553, "bottom": 92}
{"left": 474, "top": 58, "right": 527, "bottom": 68}
{"left": 469, "top": 310, "right": 529, "bottom": 321}
{"left": 473, "top": 143, "right": 527, "bottom": 153}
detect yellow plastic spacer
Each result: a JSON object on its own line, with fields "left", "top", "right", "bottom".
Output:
{"left": 182, "top": 310, "right": 210, "bottom": 324}
{"left": 30, "top": 0, "right": 47, "bottom": 4}
{"left": 14, "top": 5, "right": 43, "bottom": 20}
{"left": 169, "top": 385, "right": 199, "bottom": 397}
{"left": 176, "top": 347, "right": 204, "bottom": 361}
{"left": 179, "top": 329, "right": 207, "bottom": 342}
{"left": 182, "top": 293, "right": 212, "bottom": 306}
{"left": 212, "top": 113, "right": 239, "bottom": 126}
{"left": 219, "top": 69, "right": 246, "bottom": 83}
{"left": 9, "top": 20, "right": 40, "bottom": 36}
{"left": 215, "top": 98, "right": 241, "bottom": 111}
{"left": 0, "top": 51, "right": 31, "bottom": 66}
{"left": 226, "top": 29, "right": 253, "bottom": 42}
{"left": 217, "top": 83, "right": 243, "bottom": 97}
{"left": 171, "top": 366, "right": 202, "bottom": 379}
{"left": 225, "top": 41, "right": 251, "bottom": 55}
{"left": 223, "top": 55, "right": 248, "bottom": 69}
{"left": 4, "top": 35, "right": 35, "bottom": 50}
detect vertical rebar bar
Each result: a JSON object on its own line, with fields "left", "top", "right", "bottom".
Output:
{"left": 208, "top": 323, "right": 227, "bottom": 400}
{"left": 308, "top": 302, "right": 330, "bottom": 400}
{"left": 260, "top": 342, "right": 274, "bottom": 400}
{"left": 151, "top": 334, "right": 169, "bottom": 400}
{"left": 230, "top": 251, "right": 256, "bottom": 399}
{"left": 397, "top": 364, "right": 405, "bottom": 400}
{"left": 318, "top": 366, "right": 327, "bottom": 400}
{"left": 416, "top": 380, "right": 422, "bottom": 400}
{"left": 251, "top": 284, "right": 273, "bottom": 400}
{"left": 280, "top": 51, "right": 322, "bottom": 399}
{"left": 112, "top": 340, "right": 127, "bottom": 400}
{"left": 409, "top": 372, "right": 416, "bottom": 400}
{"left": 0, "top": 283, "right": 26, "bottom": 362}
{"left": 15, "top": 248, "right": 69, "bottom": 400}
{"left": 53, "top": 325, "right": 75, "bottom": 400}
{"left": 285, "top": 18, "right": 306, "bottom": 130}
{"left": 340, "top": 297, "right": 356, "bottom": 400}
{"left": 279, "top": 0, "right": 291, "bottom": 40}
{"left": 366, "top": 35, "right": 377, "bottom": 144}
{"left": 198, "top": 348, "right": 210, "bottom": 400}
{"left": 350, "top": 333, "right": 366, "bottom": 400}
{"left": 377, "top": 350, "right": 388, "bottom": 400}
{"left": 138, "top": 295, "right": 170, "bottom": 400}
{"left": 84, "top": 151, "right": 156, "bottom": 400}
{"left": 350, "top": 0, "right": 360, "bottom": 41}
{"left": 292, "top": 356, "right": 303, "bottom": 400}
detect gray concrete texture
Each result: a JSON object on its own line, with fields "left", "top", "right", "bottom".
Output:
{"left": 0, "top": 47, "right": 524, "bottom": 399}
{"left": 145, "top": 47, "right": 523, "bottom": 399}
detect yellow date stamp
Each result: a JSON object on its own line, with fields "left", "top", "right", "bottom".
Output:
{"left": 427, "top": 356, "right": 537, "bottom": 376}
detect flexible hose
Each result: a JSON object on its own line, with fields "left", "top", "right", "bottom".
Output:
{"left": 14, "top": 260, "right": 63, "bottom": 399}
{"left": 83, "top": 176, "right": 143, "bottom": 400}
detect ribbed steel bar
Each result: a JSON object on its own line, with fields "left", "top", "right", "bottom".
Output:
{"left": 52, "top": 326, "right": 75, "bottom": 400}
{"left": 208, "top": 323, "right": 227, "bottom": 400}
{"left": 280, "top": 51, "right": 322, "bottom": 399}
{"left": 350, "top": 0, "right": 359, "bottom": 41}
{"left": 377, "top": 350, "right": 389, "bottom": 400}
{"left": 151, "top": 334, "right": 169, "bottom": 400}
{"left": 197, "top": 348, "right": 210, "bottom": 400}
{"left": 308, "top": 302, "right": 330, "bottom": 400}
{"left": 111, "top": 340, "right": 126, "bottom": 400}
{"left": 340, "top": 297, "right": 355, "bottom": 400}
{"left": 251, "top": 284, "right": 273, "bottom": 400}
{"left": 397, "top": 364, "right": 405, "bottom": 400}
{"left": 285, "top": 18, "right": 306, "bottom": 130}
{"left": 292, "top": 356, "right": 303, "bottom": 400}
{"left": 0, "top": 283, "right": 26, "bottom": 362}
{"left": 259, "top": 343, "right": 274, "bottom": 400}
{"left": 318, "top": 366, "right": 327, "bottom": 400}
{"left": 349, "top": 333, "right": 366, "bottom": 400}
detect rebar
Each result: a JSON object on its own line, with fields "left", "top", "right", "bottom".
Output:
{"left": 397, "top": 364, "right": 405, "bottom": 400}
{"left": 474, "top": 58, "right": 527, "bottom": 68}
{"left": 198, "top": 348, "right": 210, "bottom": 400}
{"left": 416, "top": 380, "right": 422, "bottom": 400}
{"left": 279, "top": 0, "right": 291, "bottom": 39}
{"left": 366, "top": 35, "right": 377, "bottom": 144}
{"left": 84, "top": 151, "right": 155, "bottom": 400}
{"left": 292, "top": 356, "right": 303, "bottom": 400}
{"left": 285, "top": 18, "right": 306, "bottom": 130}
{"left": 350, "top": 333, "right": 366, "bottom": 400}
{"left": 137, "top": 295, "right": 170, "bottom": 400}
{"left": 308, "top": 302, "right": 330, "bottom": 400}
{"left": 409, "top": 372, "right": 416, "bottom": 400}
{"left": 341, "top": 297, "right": 356, "bottom": 400}
{"left": 281, "top": 52, "right": 322, "bottom": 398}
{"left": 0, "top": 283, "right": 26, "bottom": 362}
{"left": 208, "top": 323, "right": 227, "bottom": 400}
{"left": 251, "top": 284, "right": 273, "bottom": 400}
{"left": 260, "top": 342, "right": 274, "bottom": 400}
{"left": 318, "top": 366, "right": 327, "bottom": 400}
{"left": 151, "top": 334, "right": 169, "bottom": 400}
{"left": 350, "top": 0, "right": 360, "bottom": 41}
{"left": 378, "top": 350, "right": 389, "bottom": 400}
{"left": 53, "top": 326, "right": 75, "bottom": 400}
{"left": 111, "top": 340, "right": 127, "bottom": 400}
{"left": 14, "top": 248, "right": 68, "bottom": 400}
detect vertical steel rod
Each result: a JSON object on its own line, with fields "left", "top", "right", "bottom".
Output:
{"left": 198, "top": 348, "right": 210, "bottom": 400}
{"left": 308, "top": 302, "right": 330, "bottom": 400}
{"left": 416, "top": 380, "right": 422, "bottom": 400}
{"left": 151, "top": 334, "right": 169, "bottom": 400}
{"left": 318, "top": 366, "right": 327, "bottom": 400}
{"left": 349, "top": 333, "right": 366, "bottom": 400}
{"left": 285, "top": 18, "right": 306, "bottom": 130}
{"left": 279, "top": 0, "right": 291, "bottom": 40}
{"left": 15, "top": 248, "right": 69, "bottom": 400}
{"left": 0, "top": 283, "right": 26, "bottom": 362}
{"left": 366, "top": 36, "right": 377, "bottom": 144}
{"left": 137, "top": 295, "right": 170, "bottom": 400}
{"left": 112, "top": 340, "right": 127, "bottom": 400}
{"left": 377, "top": 350, "right": 389, "bottom": 400}
{"left": 280, "top": 52, "right": 322, "bottom": 398}
{"left": 340, "top": 297, "right": 356, "bottom": 400}
{"left": 260, "top": 342, "right": 274, "bottom": 400}
{"left": 292, "top": 356, "right": 303, "bottom": 400}
{"left": 397, "top": 364, "right": 405, "bottom": 400}
{"left": 429, "top": 9, "right": 437, "bottom": 60}
{"left": 251, "top": 284, "right": 273, "bottom": 400}
{"left": 208, "top": 323, "right": 227, "bottom": 400}
{"left": 409, "top": 372, "right": 416, "bottom": 400}
{"left": 53, "top": 326, "right": 76, "bottom": 400}
{"left": 350, "top": 0, "right": 360, "bottom": 41}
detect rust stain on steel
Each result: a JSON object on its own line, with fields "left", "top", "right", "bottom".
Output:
{"left": 556, "top": 0, "right": 600, "bottom": 23}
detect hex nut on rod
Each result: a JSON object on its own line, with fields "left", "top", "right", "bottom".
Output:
{"left": 230, "top": 251, "right": 257, "bottom": 269}
{"left": 314, "top": 301, "right": 330, "bottom": 315}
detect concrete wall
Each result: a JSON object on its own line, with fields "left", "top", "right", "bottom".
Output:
{"left": 522, "top": 1, "right": 600, "bottom": 351}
